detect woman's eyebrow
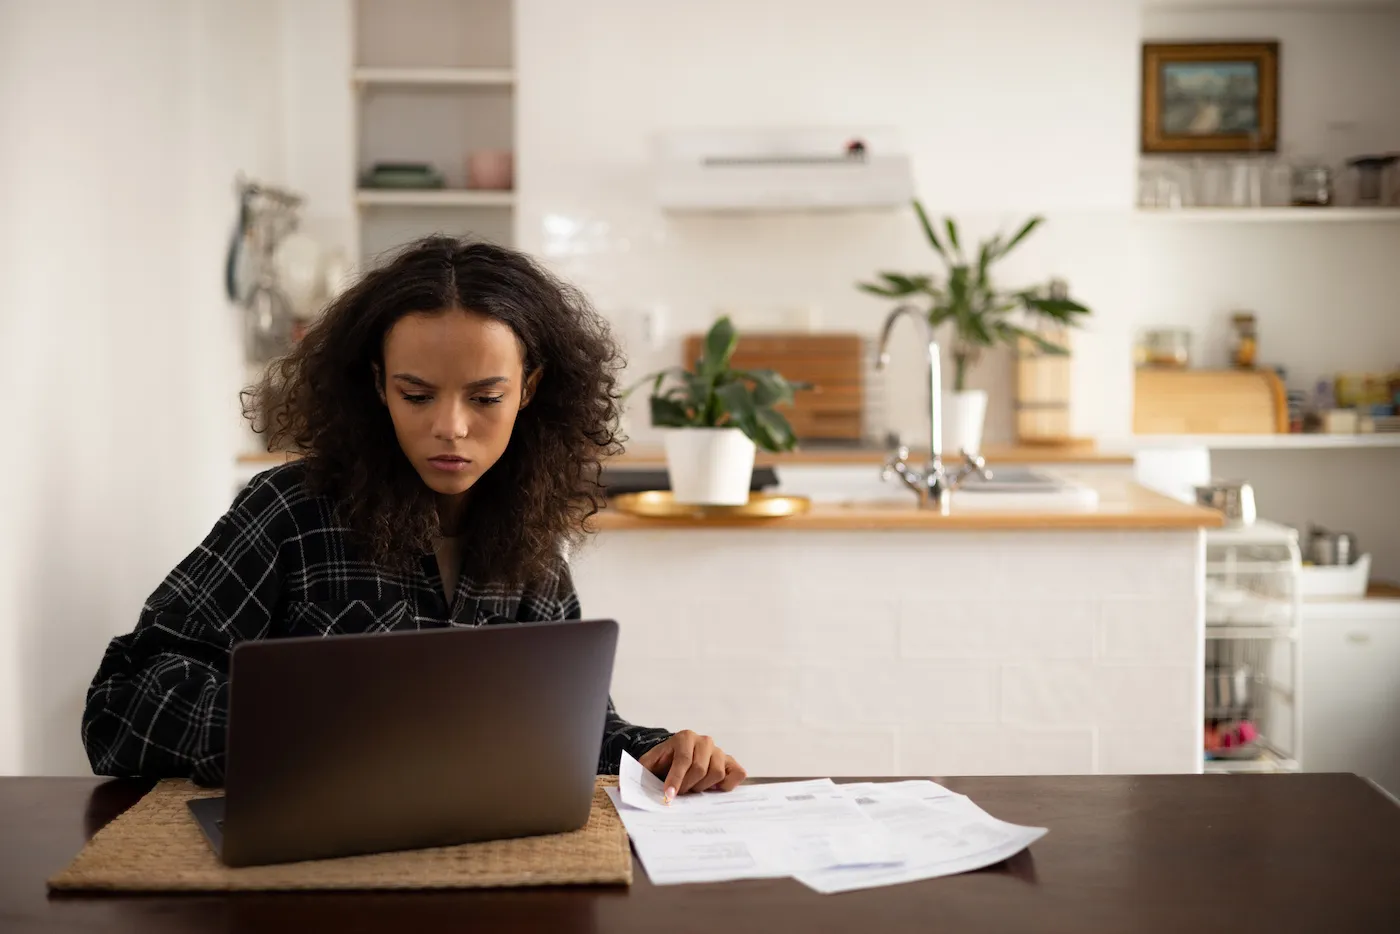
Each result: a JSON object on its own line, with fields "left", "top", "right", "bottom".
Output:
{"left": 390, "top": 373, "right": 510, "bottom": 389}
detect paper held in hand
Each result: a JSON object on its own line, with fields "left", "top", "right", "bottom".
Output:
{"left": 610, "top": 752, "right": 1047, "bottom": 893}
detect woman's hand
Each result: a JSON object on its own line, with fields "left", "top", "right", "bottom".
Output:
{"left": 638, "top": 730, "right": 746, "bottom": 801}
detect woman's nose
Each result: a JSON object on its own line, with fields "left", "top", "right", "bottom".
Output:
{"left": 432, "top": 400, "right": 469, "bottom": 440}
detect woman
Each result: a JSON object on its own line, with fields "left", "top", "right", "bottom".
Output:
{"left": 82, "top": 236, "right": 745, "bottom": 801}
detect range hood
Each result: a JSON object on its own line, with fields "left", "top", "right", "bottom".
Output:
{"left": 655, "top": 128, "right": 914, "bottom": 212}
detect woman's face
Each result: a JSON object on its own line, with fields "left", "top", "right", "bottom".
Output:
{"left": 379, "top": 308, "right": 536, "bottom": 501}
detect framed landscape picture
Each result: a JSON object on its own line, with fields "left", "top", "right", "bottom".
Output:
{"left": 1141, "top": 42, "right": 1279, "bottom": 153}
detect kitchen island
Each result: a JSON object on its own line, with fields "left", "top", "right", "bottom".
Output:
{"left": 572, "top": 476, "right": 1222, "bottom": 778}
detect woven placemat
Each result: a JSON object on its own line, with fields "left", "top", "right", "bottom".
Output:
{"left": 49, "top": 776, "right": 630, "bottom": 892}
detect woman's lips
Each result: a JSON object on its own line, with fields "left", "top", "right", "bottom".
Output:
{"left": 427, "top": 456, "right": 471, "bottom": 473}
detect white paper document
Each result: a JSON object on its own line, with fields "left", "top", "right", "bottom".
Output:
{"left": 609, "top": 753, "right": 1046, "bottom": 892}
{"left": 794, "top": 784, "right": 1048, "bottom": 894}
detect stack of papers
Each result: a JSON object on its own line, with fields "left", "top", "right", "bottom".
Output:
{"left": 608, "top": 753, "right": 1047, "bottom": 893}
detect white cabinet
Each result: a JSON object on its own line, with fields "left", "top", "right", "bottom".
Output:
{"left": 1301, "top": 600, "right": 1400, "bottom": 797}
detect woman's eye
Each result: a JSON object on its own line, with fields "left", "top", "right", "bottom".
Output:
{"left": 474, "top": 395, "right": 505, "bottom": 406}
{"left": 401, "top": 393, "right": 432, "bottom": 405}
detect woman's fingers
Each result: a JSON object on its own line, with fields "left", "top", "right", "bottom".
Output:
{"left": 717, "top": 755, "right": 748, "bottom": 791}
{"left": 678, "top": 734, "right": 715, "bottom": 794}
{"left": 661, "top": 731, "right": 697, "bottom": 801}
{"left": 692, "top": 743, "right": 729, "bottom": 793}
{"left": 640, "top": 731, "right": 746, "bottom": 797}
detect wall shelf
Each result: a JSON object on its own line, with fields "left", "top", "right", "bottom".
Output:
{"left": 353, "top": 67, "right": 514, "bottom": 88}
{"left": 355, "top": 189, "right": 514, "bottom": 208}
{"left": 1108, "top": 434, "right": 1400, "bottom": 451}
{"left": 1136, "top": 207, "right": 1400, "bottom": 223}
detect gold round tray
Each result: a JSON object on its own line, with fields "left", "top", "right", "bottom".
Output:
{"left": 608, "top": 491, "right": 812, "bottom": 520}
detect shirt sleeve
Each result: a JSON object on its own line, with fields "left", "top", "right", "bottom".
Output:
{"left": 521, "top": 560, "right": 672, "bottom": 775}
{"left": 81, "top": 471, "right": 289, "bottom": 785}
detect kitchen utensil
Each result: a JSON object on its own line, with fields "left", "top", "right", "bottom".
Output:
{"left": 1345, "top": 154, "right": 1399, "bottom": 206}
{"left": 225, "top": 185, "right": 253, "bottom": 303}
{"left": 1205, "top": 663, "right": 1251, "bottom": 717}
{"left": 272, "top": 232, "right": 324, "bottom": 317}
{"left": 1195, "top": 480, "right": 1257, "bottom": 526}
{"left": 1307, "top": 526, "right": 1359, "bottom": 566}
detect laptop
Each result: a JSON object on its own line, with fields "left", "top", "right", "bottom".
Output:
{"left": 188, "top": 617, "right": 618, "bottom": 867}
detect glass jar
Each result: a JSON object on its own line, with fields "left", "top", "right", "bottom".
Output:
{"left": 1136, "top": 328, "right": 1192, "bottom": 369}
{"left": 1291, "top": 165, "right": 1334, "bottom": 207}
{"left": 1230, "top": 312, "right": 1258, "bottom": 369}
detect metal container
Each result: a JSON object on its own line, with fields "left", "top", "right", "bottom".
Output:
{"left": 1195, "top": 480, "right": 1257, "bottom": 526}
{"left": 1306, "top": 526, "right": 1359, "bottom": 566}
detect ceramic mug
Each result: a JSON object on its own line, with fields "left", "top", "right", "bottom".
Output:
{"left": 466, "top": 150, "right": 514, "bottom": 190}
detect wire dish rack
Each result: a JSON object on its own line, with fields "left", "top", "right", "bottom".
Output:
{"left": 1203, "top": 520, "right": 1302, "bottom": 773}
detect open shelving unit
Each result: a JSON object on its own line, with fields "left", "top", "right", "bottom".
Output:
{"left": 1108, "top": 434, "right": 1400, "bottom": 452}
{"left": 1136, "top": 207, "right": 1400, "bottom": 223}
{"left": 1203, "top": 521, "right": 1303, "bottom": 775}
{"left": 353, "top": 66, "right": 515, "bottom": 88}
{"left": 352, "top": 0, "right": 516, "bottom": 260}
{"left": 355, "top": 189, "right": 515, "bottom": 209}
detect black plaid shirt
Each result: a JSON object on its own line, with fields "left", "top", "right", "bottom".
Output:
{"left": 82, "top": 462, "right": 671, "bottom": 785}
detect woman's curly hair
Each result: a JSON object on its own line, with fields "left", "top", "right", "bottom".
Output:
{"left": 244, "top": 236, "right": 624, "bottom": 585}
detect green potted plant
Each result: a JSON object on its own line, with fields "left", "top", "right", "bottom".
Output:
{"left": 858, "top": 200, "right": 1092, "bottom": 453}
{"left": 630, "top": 316, "right": 802, "bottom": 505}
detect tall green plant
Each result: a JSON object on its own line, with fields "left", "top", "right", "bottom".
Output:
{"left": 629, "top": 317, "right": 803, "bottom": 453}
{"left": 858, "top": 200, "right": 1092, "bottom": 391}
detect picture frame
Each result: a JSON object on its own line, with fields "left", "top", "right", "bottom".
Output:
{"left": 1141, "top": 42, "right": 1279, "bottom": 154}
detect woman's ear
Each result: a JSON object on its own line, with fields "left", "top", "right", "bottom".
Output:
{"left": 371, "top": 363, "right": 387, "bottom": 405}
{"left": 521, "top": 367, "right": 543, "bottom": 408}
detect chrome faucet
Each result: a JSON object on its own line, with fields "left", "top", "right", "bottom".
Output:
{"left": 874, "top": 305, "right": 991, "bottom": 510}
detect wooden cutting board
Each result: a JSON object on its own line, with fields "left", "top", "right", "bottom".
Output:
{"left": 682, "top": 333, "right": 864, "bottom": 441}
{"left": 1133, "top": 369, "right": 1287, "bottom": 435}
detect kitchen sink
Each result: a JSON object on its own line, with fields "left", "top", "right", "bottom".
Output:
{"left": 947, "top": 468, "right": 1099, "bottom": 511}
{"left": 782, "top": 466, "right": 1100, "bottom": 511}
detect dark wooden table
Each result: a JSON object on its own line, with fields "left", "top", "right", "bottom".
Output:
{"left": 6, "top": 773, "right": 1399, "bottom": 933}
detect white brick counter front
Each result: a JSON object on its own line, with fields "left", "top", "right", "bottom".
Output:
{"left": 572, "top": 528, "right": 1206, "bottom": 777}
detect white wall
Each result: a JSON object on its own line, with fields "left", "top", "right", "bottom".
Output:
{"left": 280, "top": 0, "right": 357, "bottom": 260}
{"left": 0, "top": 0, "right": 285, "bottom": 775}
{"left": 515, "top": 0, "right": 1144, "bottom": 446}
{"left": 515, "top": 0, "right": 1398, "bottom": 451}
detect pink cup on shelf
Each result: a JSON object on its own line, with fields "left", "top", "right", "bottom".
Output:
{"left": 466, "top": 150, "right": 514, "bottom": 190}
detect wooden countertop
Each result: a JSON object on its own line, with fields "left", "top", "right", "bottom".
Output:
{"left": 593, "top": 476, "right": 1223, "bottom": 531}
{"left": 12, "top": 773, "right": 1400, "bottom": 933}
{"left": 236, "top": 440, "right": 1132, "bottom": 469}
{"left": 609, "top": 439, "right": 1132, "bottom": 467}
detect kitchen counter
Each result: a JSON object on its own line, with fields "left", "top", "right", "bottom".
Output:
{"left": 610, "top": 439, "right": 1132, "bottom": 467}
{"left": 574, "top": 472, "right": 1215, "bottom": 778}
{"left": 592, "top": 476, "right": 1221, "bottom": 531}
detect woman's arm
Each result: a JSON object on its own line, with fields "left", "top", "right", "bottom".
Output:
{"left": 81, "top": 472, "right": 288, "bottom": 784}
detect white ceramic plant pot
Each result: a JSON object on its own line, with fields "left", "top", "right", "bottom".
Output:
{"left": 943, "top": 389, "right": 989, "bottom": 455}
{"left": 664, "top": 428, "right": 757, "bottom": 505}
